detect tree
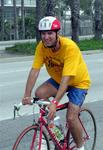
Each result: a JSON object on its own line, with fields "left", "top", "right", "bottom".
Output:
{"left": 94, "top": 0, "right": 103, "bottom": 40}
{"left": 35, "top": 0, "right": 46, "bottom": 42}
{"left": 80, "top": 0, "right": 93, "bottom": 15}
{"left": 21, "top": 0, "right": 25, "bottom": 39}
{"left": 70, "top": 0, "right": 80, "bottom": 43}
{"left": 45, "top": 0, "right": 56, "bottom": 16}
{"left": 1, "top": 0, "right": 4, "bottom": 41}
{"left": 13, "top": 0, "right": 18, "bottom": 40}
{"left": 25, "top": 16, "right": 36, "bottom": 39}
{"left": 4, "top": 20, "right": 11, "bottom": 40}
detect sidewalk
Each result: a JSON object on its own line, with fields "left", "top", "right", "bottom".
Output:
{"left": 0, "top": 50, "right": 34, "bottom": 63}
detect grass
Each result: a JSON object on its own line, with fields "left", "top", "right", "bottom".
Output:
{"left": 5, "top": 38, "right": 103, "bottom": 55}
{"left": 78, "top": 39, "right": 103, "bottom": 51}
{"left": 5, "top": 42, "right": 37, "bottom": 55}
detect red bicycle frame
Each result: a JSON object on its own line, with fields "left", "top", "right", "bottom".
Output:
{"left": 32, "top": 102, "right": 77, "bottom": 150}
{"left": 13, "top": 97, "right": 96, "bottom": 150}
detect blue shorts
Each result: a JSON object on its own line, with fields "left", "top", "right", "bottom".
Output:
{"left": 46, "top": 78, "right": 88, "bottom": 106}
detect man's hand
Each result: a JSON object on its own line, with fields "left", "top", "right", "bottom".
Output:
{"left": 22, "top": 97, "right": 32, "bottom": 105}
{"left": 48, "top": 103, "right": 56, "bottom": 120}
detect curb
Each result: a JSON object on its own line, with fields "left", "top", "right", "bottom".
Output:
{"left": 82, "top": 49, "right": 103, "bottom": 55}
{"left": 0, "top": 50, "right": 103, "bottom": 63}
{"left": 0, "top": 55, "right": 34, "bottom": 63}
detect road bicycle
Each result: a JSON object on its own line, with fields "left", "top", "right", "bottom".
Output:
{"left": 12, "top": 97, "right": 97, "bottom": 150}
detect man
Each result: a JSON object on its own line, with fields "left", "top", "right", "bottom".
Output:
{"left": 22, "top": 16, "right": 91, "bottom": 150}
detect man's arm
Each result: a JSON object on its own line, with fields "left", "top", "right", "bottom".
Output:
{"left": 22, "top": 68, "right": 40, "bottom": 104}
{"left": 54, "top": 76, "right": 71, "bottom": 103}
{"left": 48, "top": 76, "right": 72, "bottom": 119}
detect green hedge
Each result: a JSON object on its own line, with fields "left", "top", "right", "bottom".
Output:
{"left": 78, "top": 39, "right": 103, "bottom": 51}
{"left": 5, "top": 39, "right": 103, "bottom": 55}
{"left": 6, "top": 42, "right": 37, "bottom": 55}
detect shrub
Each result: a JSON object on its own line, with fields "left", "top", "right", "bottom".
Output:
{"left": 6, "top": 42, "right": 37, "bottom": 55}
{"left": 5, "top": 38, "right": 103, "bottom": 55}
{"left": 78, "top": 39, "right": 103, "bottom": 51}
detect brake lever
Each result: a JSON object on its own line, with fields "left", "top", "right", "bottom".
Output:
{"left": 13, "top": 103, "right": 22, "bottom": 119}
{"left": 13, "top": 106, "right": 16, "bottom": 120}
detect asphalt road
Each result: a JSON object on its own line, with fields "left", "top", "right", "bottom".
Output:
{"left": 1, "top": 52, "right": 103, "bottom": 121}
{"left": 0, "top": 100, "right": 103, "bottom": 150}
{"left": 0, "top": 52, "right": 103, "bottom": 150}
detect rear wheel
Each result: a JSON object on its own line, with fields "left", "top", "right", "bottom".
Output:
{"left": 12, "top": 125, "right": 50, "bottom": 150}
{"left": 80, "top": 108, "right": 97, "bottom": 150}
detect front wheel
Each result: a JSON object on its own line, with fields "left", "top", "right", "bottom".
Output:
{"left": 12, "top": 125, "right": 50, "bottom": 150}
{"left": 80, "top": 108, "right": 97, "bottom": 150}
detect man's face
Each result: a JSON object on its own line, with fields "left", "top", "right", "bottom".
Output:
{"left": 41, "top": 31, "right": 57, "bottom": 48}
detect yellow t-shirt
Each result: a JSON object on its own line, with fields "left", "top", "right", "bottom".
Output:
{"left": 32, "top": 36, "right": 91, "bottom": 89}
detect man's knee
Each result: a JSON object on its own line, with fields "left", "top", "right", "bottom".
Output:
{"left": 67, "top": 110, "right": 79, "bottom": 127}
{"left": 67, "top": 114, "right": 75, "bottom": 124}
{"left": 35, "top": 88, "right": 45, "bottom": 98}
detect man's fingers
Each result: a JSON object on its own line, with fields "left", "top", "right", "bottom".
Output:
{"left": 22, "top": 97, "right": 32, "bottom": 105}
{"left": 47, "top": 103, "right": 56, "bottom": 120}
{"left": 48, "top": 111, "right": 55, "bottom": 120}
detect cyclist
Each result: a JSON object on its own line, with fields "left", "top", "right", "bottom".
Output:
{"left": 22, "top": 16, "right": 91, "bottom": 150}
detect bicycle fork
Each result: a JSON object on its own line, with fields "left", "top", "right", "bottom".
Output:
{"left": 38, "top": 122, "right": 43, "bottom": 150}
{"left": 29, "top": 125, "right": 39, "bottom": 150}
{"left": 32, "top": 122, "right": 43, "bottom": 150}
{"left": 29, "top": 124, "right": 42, "bottom": 150}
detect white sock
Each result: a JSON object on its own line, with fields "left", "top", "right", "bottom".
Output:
{"left": 77, "top": 146, "right": 84, "bottom": 150}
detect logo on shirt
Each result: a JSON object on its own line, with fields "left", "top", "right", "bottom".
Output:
{"left": 44, "top": 56, "right": 63, "bottom": 72}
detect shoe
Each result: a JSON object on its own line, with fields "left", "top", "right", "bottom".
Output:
{"left": 77, "top": 146, "right": 84, "bottom": 150}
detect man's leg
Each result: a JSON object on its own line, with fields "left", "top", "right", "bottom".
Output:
{"left": 67, "top": 102, "right": 83, "bottom": 148}
{"left": 35, "top": 79, "right": 58, "bottom": 99}
{"left": 66, "top": 87, "right": 87, "bottom": 149}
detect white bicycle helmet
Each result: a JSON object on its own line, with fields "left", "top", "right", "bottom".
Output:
{"left": 38, "top": 16, "right": 61, "bottom": 31}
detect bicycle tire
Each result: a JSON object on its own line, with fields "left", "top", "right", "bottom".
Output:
{"left": 79, "top": 108, "right": 97, "bottom": 150}
{"left": 12, "top": 125, "right": 50, "bottom": 150}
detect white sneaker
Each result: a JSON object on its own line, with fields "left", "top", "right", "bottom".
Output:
{"left": 77, "top": 146, "right": 84, "bottom": 150}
